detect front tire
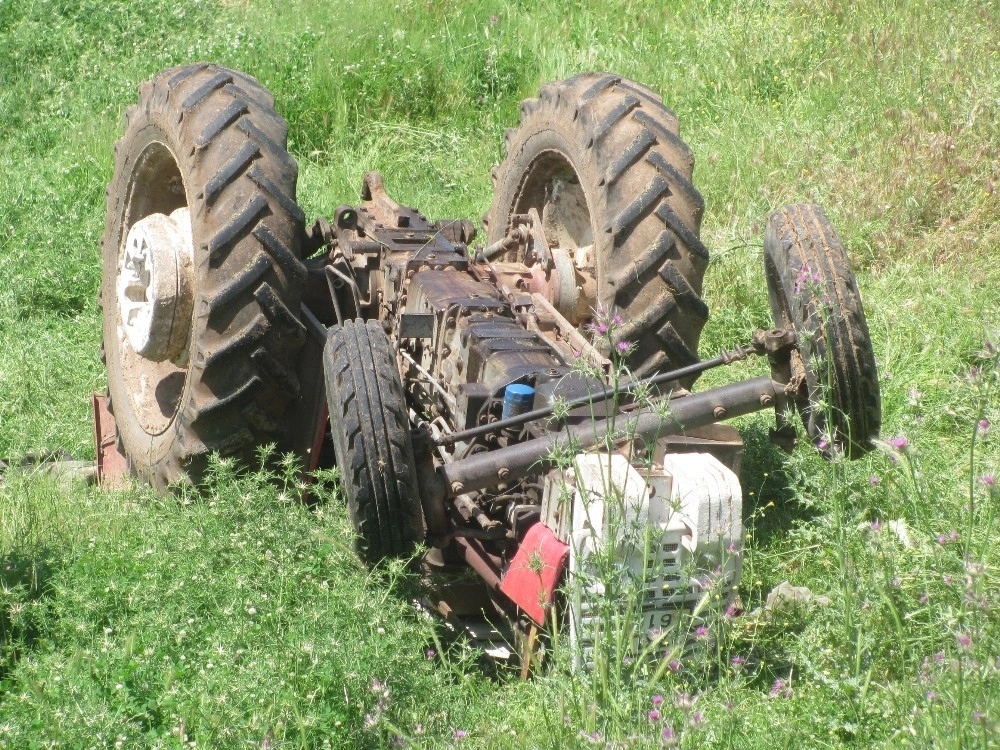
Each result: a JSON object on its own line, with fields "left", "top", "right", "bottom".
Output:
{"left": 323, "top": 320, "right": 424, "bottom": 562}
{"left": 764, "top": 203, "right": 881, "bottom": 458}
{"left": 101, "top": 63, "right": 307, "bottom": 489}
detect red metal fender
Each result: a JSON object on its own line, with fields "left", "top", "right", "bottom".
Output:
{"left": 499, "top": 523, "right": 569, "bottom": 627}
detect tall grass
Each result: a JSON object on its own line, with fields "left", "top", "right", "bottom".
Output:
{"left": 0, "top": 0, "right": 998, "bottom": 746}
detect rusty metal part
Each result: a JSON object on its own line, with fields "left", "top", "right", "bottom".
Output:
{"left": 411, "top": 427, "right": 449, "bottom": 542}
{"left": 92, "top": 393, "right": 128, "bottom": 488}
{"left": 440, "top": 375, "right": 779, "bottom": 496}
{"left": 527, "top": 293, "right": 608, "bottom": 371}
{"left": 435, "top": 339, "right": 760, "bottom": 447}
{"left": 453, "top": 537, "right": 504, "bottom": 590}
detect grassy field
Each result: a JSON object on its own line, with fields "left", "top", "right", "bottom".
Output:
{"left": 1, "top": 0, "right": 999, "bottom": 747}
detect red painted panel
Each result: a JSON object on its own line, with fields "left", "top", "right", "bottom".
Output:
{"left": 499, "top": 523, "right": 569, "bottom": 627}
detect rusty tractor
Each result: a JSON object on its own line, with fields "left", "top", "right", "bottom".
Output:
{"left": 97, "top": 64, "right": 881, "bottom": 660}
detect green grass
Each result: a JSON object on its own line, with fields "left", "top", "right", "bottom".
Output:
{"left": 1, "top": 0, "right": 999, "bottom": 746}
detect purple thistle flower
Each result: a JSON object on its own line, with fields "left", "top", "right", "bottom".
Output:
{"left": 817, "top": 438, "right": 830, "bottom": 451}
{"left": 979, "top": 418, "right": 990, "bottom": 433}
{"left": 689, "top": 711, "right": 704, "bottom": 727}
{"left": 612, "top": 314, "right": 623, "bottom": 326}
{"left": 453, "top": 729, "right": 467, "bottom": 739}
{"left": 926, "top": 691, "right": 936, "bottom": 701}
{"left": 616, "top": 340, "right": 630, "bottom": 353}
{"left": 649, "top": 709, "right": 661, "bottom": 722}
{"left": 950, "top": 530, "right": 959, "bottom": 541}
{"left": 425, "top": 648, "right": 436, "bottom": 659}
{"left": 770, "top": 679, "right": 785, "bottom": 697}
{"left": 489, "top": 14, "right": 498, "bottom": 24}
{"left": 869, "top": 475, "right": 880, "bottom": 485}
{"left": 890, "top": 435, "right": 908, "bottom": 451}
{"left": 731, "top": 655, "right": 746, "bottom": 667}
{"left": 694, "top": 625, "right": 709, "bottom": 638}
{"left": 980, "top": 474, "right": 996, "bottom": 486}
{"left": 662, "top": 727, "right": 678, "bottom": 746}
{"left": 938, "top": 534, "right": 948, "bottom": 545}
{"left": 892, "top": 577, "right": 902, "bottom": 588}
{"left": 651, "top": 695, "right": 664, "bottom": 707}
{"left": 958, "top": 633, "right": 972, "bottom": 650}
{"left": 870, "top": 519, "right": 882, "bottom": 532}
{"left": 668, "top": 659, "right": 681, "bottom": 672}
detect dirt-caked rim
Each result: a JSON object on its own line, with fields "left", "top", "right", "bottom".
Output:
{"left": 115, "top": 140, "right": 193, "bottom": 436}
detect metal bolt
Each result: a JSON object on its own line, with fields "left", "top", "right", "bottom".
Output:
{"left": 451, "top": 481, "right": 464, "bottom": 494}
{"left": 759, "top": 393, "right": 774, "bottom": 407}
{"left": 406, "top": 270, "right": 415, "bottom": 279}
{"left": 497, "top": 467, "right": 510, "bottom": 480}
{"left": 713, "top": 406, "right": 727, "bottom": 419}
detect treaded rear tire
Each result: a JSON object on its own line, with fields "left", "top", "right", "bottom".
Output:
{"left": 764, "top": 203, "right": 881, "bottom": 458}
{"left": 323, "top": 320, "right": 424, "bottom": 562}
{"left": 485, "top": 72, "right": 709, "bottom": 379}
{"left": 101, "top": 63, "right": 307, "bottom": 489}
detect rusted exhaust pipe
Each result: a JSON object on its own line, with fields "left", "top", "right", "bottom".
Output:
{"left": 440, "top": 376, "right": 778, "bottom": 497}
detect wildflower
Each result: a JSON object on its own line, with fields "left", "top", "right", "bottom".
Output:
{"left": 425, "top": 649, "right": 436, "bottom": 659}
{"left": 453, "top": 729, "right": 467, "bottom": 739}
{"left": 870, "top": 519, "right": 882, "bottom": 532}
{"left": 489, "top": 14, "right": 498, "bottom": 24}
{"left": 920, "top": 594, "right": 929, "bottom": 604}
{"left": 668, "top": 659, "right": 681, "bottom": 672}
{"left": 616, "top": 340, "right": 630, "bottom": 353}
{"left": 979, "top": 475, "right": 996, "bottom": 487}
{"left": 869, "top": 475, "right": 880, "bottom": 485}
{"left": 689, "top": 711, "right": 704, "bottom": 727}
{"left": 890, "top": 435, "right": 908, "bottom": 451}
{"left": 770, "top": 679, "right": 785, "bottom": 697}
{"left": 651, "top": 695, "right": 664, "bottom": 707}
{"left": 662, "top": 727, "right": 678, "bottom": 746}
{"left": 675, "top": 693, "right": 696, "bottom": 712}
{"left": 973, "top": 710, "right": 985, "bottom": 722}
{"left": 649, "top": 709, "right": 661, "bottom": 722}
{"left": 817, "top": 438, "right": 829, "bottom": 451}
{"left": 731, "top": 655, "right": 746, "bottom": 668}
{"left": 926, "top": 691, "right": 936, "bottom": 701}
{"left": 612, "top": 314, "right": 623, "bottom": 326}
{"left": 725, "top": 604, "right": 738, "bottom": 618}
{"left": 938, "top": 534, "right": 948, "bottom": 545}
{"left": 979, "top": 418, "right": 990, "bottom": 433}
{"left": 892, "top": 577, "right": 902, "bottom": 588}
{"left": 958, "top": 633, "right": 972, "bottom": 650}
{"left": 694, "top": 626, "right": 709, "bottom": 639}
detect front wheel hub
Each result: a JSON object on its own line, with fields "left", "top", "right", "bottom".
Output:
{"left": 117, "top": 207, "right": 194, "bottom": 364}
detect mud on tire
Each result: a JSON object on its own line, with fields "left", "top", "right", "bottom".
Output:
{"left": 101, "top": 63, "right": 307, "bottom": 489}
{"left": 323, "top": 320, "right": 424, "bottom": 562}
{"left": 764, "top": 203, "right": 881, "bottom": 458}
{"left": 485, "top": 72, "right": 710, "bottom": 379}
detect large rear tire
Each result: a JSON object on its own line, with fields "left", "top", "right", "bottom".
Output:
{"left": 764, "top": 203, "right": 881, "bottom": 458}
{"left": 485, "top": 72, "right": 710, "bottom": 379}
{"left": 101, "top": 63, "right": 307, "bottom": 489}
{"left": 323, "top": 320, "right": 424, "bottom": 562}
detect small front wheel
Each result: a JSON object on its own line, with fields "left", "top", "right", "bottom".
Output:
{"left": 764, "top": 203, "right": 881, "bottom": 458}
{"left": 323, "top": 320, "right": 424, "bottom": 562}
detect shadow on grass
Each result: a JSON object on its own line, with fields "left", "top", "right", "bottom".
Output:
{"left": 0, "top": 549, "right": 56, "bottom": 688}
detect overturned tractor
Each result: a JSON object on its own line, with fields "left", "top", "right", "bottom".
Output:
{"left": 97, "top": 64, "right": 880, "bottom": 661}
